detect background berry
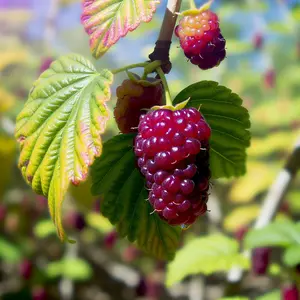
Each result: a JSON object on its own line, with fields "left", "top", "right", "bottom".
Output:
{"left": 134, "top": 108, "right": 211, "bottom": 226}
{"left": 281, "top": 284, "right": 299, "bottom": 300}
{"left": 114, "top": 78, "right": 164, "bottom": 133}
{"left": 251, "top": 247, "right": 271, "bottom": 275}
{"left": 175, "top": 10, "right": 226, "bottom": 70}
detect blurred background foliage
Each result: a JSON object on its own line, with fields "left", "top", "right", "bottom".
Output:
{"left": 0, "top": 0, "right": 300, "bottom": 299}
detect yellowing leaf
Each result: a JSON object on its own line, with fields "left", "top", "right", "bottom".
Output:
{"left": 0, "top": 87, "right": 16, "bottom": 113}
{"left": 224, "top": 204, "right": 260, "bottom": 232}
{"left": 229, "top": 161, "right": 279, "bottom": 203}
{"left": 81, "top": 0, "right": 159, "bottom": 58}
{"left": 15, "top": 54, "right": 113, "bottom": 241}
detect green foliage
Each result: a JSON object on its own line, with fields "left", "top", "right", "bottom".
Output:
{"left": 15, "top": 54, "right": 113, "bottom": 241}
{"left": 86, "top": 212, "right": 114, "bottom": 234}
{"left": 46, "top": 258, "right": 92, "bottom": 281}
{"left": 81, "top": 0, "right": 158, "bottom": 58}
{"left": 91, "top": 134, "right": 181, "bottom": 260}
{"left": 257, "top": 290, "right": 281, "bottom": 300}
{"left": 283, "top": 245, "right": 300, "bottom": 267}
{"left": 174, "top": 81, "right": 251, "bottom": 179}
{"left": 245, "top": 221, "right": 300, "bottom": 249}
{"left": 34, "top": 219, "right": 56, "bottom": 239}
{"left": 166, "top": 234, "right": 249, "bottom": 286}
{"left": 0, "top": 238, "right": 22, "bottom": 262}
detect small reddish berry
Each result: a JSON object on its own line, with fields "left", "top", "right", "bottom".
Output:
{"left": 234, "top": 226, "right": 249, "bottom": 243}
{"left": 104, "top": 230, "right": 117, "bottom": 249}
{"left": 175, "top": 9, "right": 226, "bottom": 70}
{"left": 19, "top": 259, "right": 33, "bottom": 280}
{"left": 281, "top": 283, "right": 299, "bottom": 300}
{"left": 264, "top": 69, "right": 276, "bottom": 89}
{"left": 135, "top": 108, "right": 211, "bottom": 226}
{"left": 114, "top": 77, "right": 164, "bottom": 133}
{"left": 251, "top": 247, "right": 271, "bottom": 275}
{"left": 253, "top": 33, "right": 264, "bottom": 49}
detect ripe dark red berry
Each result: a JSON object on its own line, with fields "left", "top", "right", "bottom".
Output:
{"left": 19, "top": 259, "right": 33, "bottom": 280}
{"left": 114, "top": 77, "right": 164, "bottom": 133}
{"left": 251, "top": 247, "right": 271, "bottom": 275}
{"left": 134, "top": 108, "right": 211, "bottom": 226}
{"left": 281, "top": 283, "right": 299, "bottom": 300}
{"left": 175, "top": 9, "right": 226, "bottom": 70}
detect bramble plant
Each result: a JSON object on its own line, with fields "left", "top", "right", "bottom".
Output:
{"left": 14, "top": 0, "right": 251, "bottom": 260}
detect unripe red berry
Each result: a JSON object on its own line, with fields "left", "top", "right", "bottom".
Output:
{"left": 114, "top": 77, "right": 164, "bottom": 133}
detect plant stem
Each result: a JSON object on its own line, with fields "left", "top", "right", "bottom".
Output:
{"left": 111, "top": 62, "right": 149, "bottom": 74}
{"left": 149, "top": 0, "right": 182, "bottom": 74}
{"left": 156, "top": 67, "right": 172, "bottom": 106}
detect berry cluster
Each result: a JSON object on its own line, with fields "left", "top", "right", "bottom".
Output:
{"left": 114, "top": 78, "right": 164, "bottom": 134}
{"left": 134, "top": 108, "right": 211, "bottom": 226}
{"left": 175, "top": 10, "right": 226, "bottom": 70}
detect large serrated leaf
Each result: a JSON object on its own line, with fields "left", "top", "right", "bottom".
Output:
{"left": 91, "top": 134, "right": 181, "bottom": 260}
{"left": 174, "top": 81, "right": 251, "bottom": 179}
{"left": 244, "top": 221, "right": 300, "bottom": 250}
{"left": 81, "top": 0, "right": 159, "bottom": 59}
{"left": 15, "top": 54, "right": 113, "bottom": 241}
{"left": 166, "top": 234, "right": 249, "bottom": 286}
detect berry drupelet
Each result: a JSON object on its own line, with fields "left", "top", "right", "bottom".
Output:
{"left": 134, "top": 108, "right": 211, "bottom": 227}
{"left": 175, "top": 9, "right": 226, "bottom": 70}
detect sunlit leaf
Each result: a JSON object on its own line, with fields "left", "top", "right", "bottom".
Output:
{"left": 81, "top": 0, "right": 159, "bottom": 58}
{"left": 224, "top": 204, "right": 260, "bottom": 232}
{"left": 15, "top": 54, "right": 113, "bottom": 241}
{"left": 283, "top": 245, "right": 300, "bottom": 267}
{"left": 166, "top": 234, "right": 249, "bottom": 286}
{"left": 34, "top": 219, "right": 56, "bottom": 239}
{"left": 245, "top": 221, "right": 300, "bottom": 249}
{"left": 86, "top": 212, "right": 113, "bottom": 233}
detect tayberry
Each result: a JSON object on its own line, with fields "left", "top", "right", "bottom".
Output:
{"left": 134, "top": 107, "right": 211, "bottom": 226}
{"left": 114, "top": 75, "right": 164, "bottom": 133}
{"left": 175, "top": 9, "right": 226, "bottom": 69}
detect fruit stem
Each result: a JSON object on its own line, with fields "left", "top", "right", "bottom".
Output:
{"left": 156, "top": 67, "right": 172, "bottom": 106}
{"left": 111, "top": 62, "right": 149, "bottom": 74}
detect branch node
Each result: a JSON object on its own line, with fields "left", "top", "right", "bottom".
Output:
{"left": 149, "top": 41, "right": 172, "bottom": 74}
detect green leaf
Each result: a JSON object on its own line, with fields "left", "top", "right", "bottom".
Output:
{"left": 283, "top": 245, "right": 300, "bottom": 267}
{"left": 0, "top": 238, "right": 22, "bottom": 262}
{"left": 86, "top": 212, "right": 114, "bottom": 233}
{"left": 166, "top": 234, "right": 249, "bottom": 286}
{"left": 46, "top": 258, "right": 92, "bottom": 281}
{"left": 257, "top": 290, "right": 280, "bottom": 300}
{"left": 15, "top": 54, "right": 113, "bottom": 241}
{"left": 244, "top": 221, "right": 300, "bottom": 250}
{"left": 81, "top": 0, "right": 158, "bottom": 59}
{"left": 220, "top": 298, "right": 248, "bottom": 300}
{"left": 173, "top": 81, "right": 251, "bottom": 178}
{"left": 91, "top": 134, "right": 181, "bottom": 260}
{"left": 34, "top": 219, "right": 56, "bottom": 239}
